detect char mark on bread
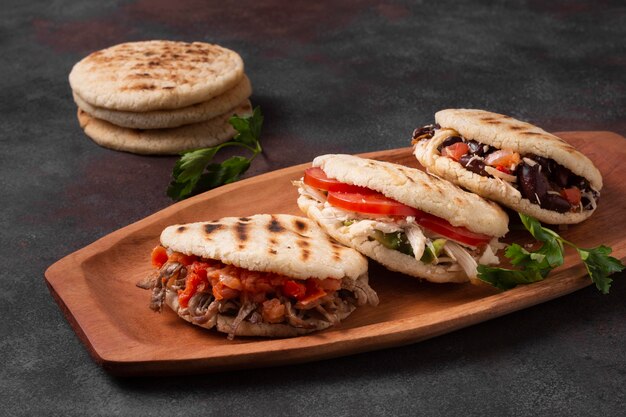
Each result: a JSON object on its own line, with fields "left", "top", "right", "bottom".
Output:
{"left": 294, "top": 219, "right": 308, "bottom": 232}
{"left": 296, "top": 238, "right": 311, "bottom": 262}
{"left": 204, "top": 223, "right": 223, "bottom": 236}
{"left": 268, "top": 216, "right": 286, "bottom": 233}
{"left": 235, "top": 221, "right": 249, "bottom": 248}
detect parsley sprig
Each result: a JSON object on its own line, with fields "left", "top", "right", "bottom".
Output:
{"left": 478, "top": 213, "right": 624, "bottom": 294}
{"left": 167, "top": 106, "right": 264, "bottom": 201}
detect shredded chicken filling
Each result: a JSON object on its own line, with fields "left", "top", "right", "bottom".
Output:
{"left": 300, "top": 184, "right": 501, "bottom": 277}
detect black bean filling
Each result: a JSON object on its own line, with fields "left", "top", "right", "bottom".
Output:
{"left": 411, "top": 124, "right": 440, "bottom": 143}
{"left": 412, "top": 125, "right": 599, "bottom": 213}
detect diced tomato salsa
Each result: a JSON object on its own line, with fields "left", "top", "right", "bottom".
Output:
{"left": 151, "top": 246, "right": 169, "bottom": 268}
{"left": 496, "top": 165, "right": 512, "bottom": 175}
{"left": 561, "top": 187, "right": 582, "bottom": 206}
{"left": 441, "top": 142, "right": 469, "bottom": 161}
{"left": 152, "top": 247, "right": 340, "bottom": 309}
{"left": 151, "top": 246, "right": 197, "bottom": 268}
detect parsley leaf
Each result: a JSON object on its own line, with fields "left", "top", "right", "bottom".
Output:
{"left": 166, "top": 106, "right": 264, "bottom": 201}
{"left": 477, "top": 213, "right": 624, "bottom": 293}
{"left": 577, "top": 245, "right": 625, "bottom": 294}
{"left": 518, "top": 215, "right": 564, "bottom": 267}
{"left": 476, "top": 264, "right": 546, "bottom": 290}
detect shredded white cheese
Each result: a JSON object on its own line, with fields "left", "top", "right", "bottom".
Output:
{"left": 581, "top": 189, "right": 598, "bottom": 210}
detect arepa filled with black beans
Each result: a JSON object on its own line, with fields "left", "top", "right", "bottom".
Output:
{"left": 413, "top": 109, "right": 602, "bottom": 224}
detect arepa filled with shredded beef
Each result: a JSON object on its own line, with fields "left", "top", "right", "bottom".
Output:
{"left": 138, "top": 214, "right": 378, "bottom": 339}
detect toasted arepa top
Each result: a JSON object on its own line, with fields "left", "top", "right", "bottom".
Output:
{"left": 312, "top": 154, "right": 509, "bottom": 237}
{"left": 160, "top": 214, "right": 367, "bottom": 281}
{"left": 435, "top": 109, "right": 603, "bottom": 190}
{"left": 69, "top": 41, "right": 244, "bottom": 111}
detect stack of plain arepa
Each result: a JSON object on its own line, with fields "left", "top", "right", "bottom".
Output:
{"left": 69, "top": 40, "right": 253, "bottom": 154}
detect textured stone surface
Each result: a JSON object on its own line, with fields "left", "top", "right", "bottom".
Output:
{"left": 2, "top": 0, "right": 625, "bottom": 415}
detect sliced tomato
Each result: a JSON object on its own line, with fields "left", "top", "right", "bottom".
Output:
{"left": 561, "top": 187, "right": 581, "bottom": 206}
{"left": 327, "top": 191, "right": 424, "bottom": 217}
{"left": 418, "top": 214, "right": 491, "bottom": 246}
{"left": 303, "top": 167, "right": 375, "bottom": 194}
{"left": 441, "top": 142, "right": 469, "bottom": 161}
{"left": 326, "top": 191, "right": 491, "bottom": 246}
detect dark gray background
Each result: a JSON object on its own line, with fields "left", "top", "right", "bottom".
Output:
{"left": 2, "top": 0, "right": 625, "bottom": 415}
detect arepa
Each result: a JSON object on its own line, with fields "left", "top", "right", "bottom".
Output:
{"left": 144, "top": 214, "right": 378, "bottom": 339}
{"left": 413, "top": 109, "right": 602, "bottom": 224}
{"left": 73, "top": 75, "right": 252, "bottom": 129}
{"left": 69, "top": 41, "right": 244, "bottom": 111}
{"left": 77, "top": 100, "right": 252, "bottom": 154}
{"left": 296, "top": 154, "right": 509, "bottom": 284}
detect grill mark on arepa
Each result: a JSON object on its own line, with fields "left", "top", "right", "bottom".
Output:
{"left": 521, "top": 131, "right": 541, "bottom": 136}
{"left": 294, "top": 219, "right": 308, "bottom": 233}
{"left": 204, "top": 223, "right": 223, "bottom": 236}
{"left": 327, "top": 240, "right": 344, "bottom": 262}
{"left": 381, "top": 165, "right": 406, "bottom": 185}
{"left": 268, "top": 216, "right": 285, "bottom": 233}
{"left": 235, "top": 221, "right": 249, "bottom": 244}
{"left": 123, "top": 83, "right": 156, "bottom": 91}
{"left": 297, "top": 239, "right": 310, "bottom": 261}
{"left": 267, "top": 232, "right": 279, "bottom": 256}
{"left": 176, "top": 226, "right": 187, "bottom": 233}
{"left": 402, "top": 169, "right": 416, "bottom": 183}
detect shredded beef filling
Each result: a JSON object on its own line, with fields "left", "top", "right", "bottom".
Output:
{"left": 143, "top": 254, "right": 376, "bottom": 338}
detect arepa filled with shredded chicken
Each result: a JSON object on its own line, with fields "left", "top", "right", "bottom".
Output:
{"left": 296, "top": 154, "right": 509, "bottom": 284}
{"left": 138, "top": 214, "right": 378, "bottom": 339}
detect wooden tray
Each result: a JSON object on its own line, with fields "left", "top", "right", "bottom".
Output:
{"left": 45, "top": 131, "right": 626, "bottom": 376}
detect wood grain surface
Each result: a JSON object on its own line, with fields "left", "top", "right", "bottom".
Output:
{"left": 44, "top": 131, "right": 626, "bottom": 376}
